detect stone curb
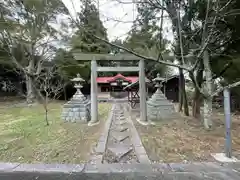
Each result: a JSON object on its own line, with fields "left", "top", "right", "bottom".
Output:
{"left": 1, "top": 162, "right": 240, "bottom": 180}
{"left": 124, "top": 106, "right": 151, "bottom": 164}
{"left": 0, "top": 162, "right": 239, "bottom": 172}
{"left": 90, "top": 104, "right": 115, "bottom": 163}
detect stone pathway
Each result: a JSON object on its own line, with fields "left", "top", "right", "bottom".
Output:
{"left": 90, "top": 100, "right": 150, "bottom": 164}
{"left": 2, "top": 101, "right": 240, "bottom": 179}
{"left": 2, "top": 162, "right": 240, "bottom": 179}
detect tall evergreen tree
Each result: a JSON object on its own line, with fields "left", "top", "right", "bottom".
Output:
{"left": 71, "top": 0, "right": 110, "bottom": 53}
{"left": 124, "top": 1, "right": 172, "bottom": 79}
{"left": 69, "top": 0, "right": 112, "bottom": 78}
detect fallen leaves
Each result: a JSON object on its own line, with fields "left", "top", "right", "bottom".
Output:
{"left": 135, "top": 110, "right": 240, "bottom": 163}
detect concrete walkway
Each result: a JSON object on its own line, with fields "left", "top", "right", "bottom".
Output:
{"left": 90, "top": 100, "right": 150, "bottom": 164}
{"left": 1, "top": 159, "right": 240, "bottom": 179}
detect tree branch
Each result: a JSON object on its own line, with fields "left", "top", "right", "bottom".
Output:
{"left": 211, "top": 61, "right": 233, "bottom": 80}
{"left": 212, "top": 80, "right": 240, "bottom": 97}
{"left": 92, "top": 34, "right": 190, "bottom": 71}
{"left": 189, "top": 71, "right": 205, "bottom": 96}
{"left": 177, "top": 9, "right": 185, "bottom": 65}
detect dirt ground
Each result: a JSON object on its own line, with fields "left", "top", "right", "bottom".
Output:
{"left": 0, "top": 100, "right": 111, "bottom": 164}
{"left": 134, "top": 109, "right": 240, "bottom": 163}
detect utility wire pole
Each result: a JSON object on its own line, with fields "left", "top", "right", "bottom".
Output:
{"left": 224, "top": 89, "right": 232, "bottom": 158}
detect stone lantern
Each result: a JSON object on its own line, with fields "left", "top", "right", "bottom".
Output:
{"left": 71, "top": 73, "right": 85, "bottom": 98}
{"left": 153, "top": 73, "right": 163, "bottom": 92}
{"left": 62, "top": 73, "right": 90, "bottom": 123}
{"left": 147, "top": 73, "right": 175, "bottom": 121}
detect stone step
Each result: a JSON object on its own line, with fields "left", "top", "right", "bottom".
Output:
{"left": 112, "top": 126, "right": 129, "bottom": 132}
{"left": 112, "top": 132, "right": 130, "bottom": 142}
{"left": 123, "top": 158, "right": 139, "bottom": 164}
{"left": 149, "top": 95, "right": 168, "bottom": 100}
{"left": 114, "top": 112, "right": 123, "bottom": 114}
{"left": 114, "top": 112, "right": 125, "bottom": 115}
{"left": 115, "top": 117, "right": 126, "bottom": 121}
{"left": 147, "top": 107, "right": 175, "bottom": 112}
{"left": 114, "top": 121, "right": 127, "bottom": 126}
{"left": 148, "top": 112, "right": 180, "bottom": 121}
{"left": 114, "top": 114, "right": 125, "bottom": 117}
{"left": 147, "top": 101, "right": 175, "bottom": 106}
{"left": 113, "top": 110, "right": 124, "bottom": 113}
{"left": 114, "top": 115, "right": 125, "bottom": 119}
{"left": 148, "top": 109, "right": 175, "bottom": 116}
{"left": 148, "top": 105, "right": 175, "bottom": 110}
{"left": 108, "top": 145, "right": 133, "bottom": 160}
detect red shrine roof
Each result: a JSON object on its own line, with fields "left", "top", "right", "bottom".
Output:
{"left": 97, "top": 73, "right": 139, "bottom": 84}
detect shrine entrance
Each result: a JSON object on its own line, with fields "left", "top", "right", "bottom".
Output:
{"left": 96, "top": 73, "right": 138, "bottom": 99}
{"left": 73, "top": 53, "right": 148, "bottom": 125}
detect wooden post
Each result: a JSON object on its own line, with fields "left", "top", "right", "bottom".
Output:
{"left": 90, "top": 59, "right": 98, "bottom": 124}
{"left": 224, "top": 88, "right": 232, "bottom": 158}
{"left": 139, "top": 59, "right": 147, "bottom": 122}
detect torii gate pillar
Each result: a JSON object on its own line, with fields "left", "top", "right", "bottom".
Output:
{"left": 89, "top": 58, "right": 98, "bottom": 125}
{"left": 139, "top": 59, "right": 147, "bottom": 122}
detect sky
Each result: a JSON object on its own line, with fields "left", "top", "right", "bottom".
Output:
{"left": 61, "top": 0, "right": 173, "bottom": 41}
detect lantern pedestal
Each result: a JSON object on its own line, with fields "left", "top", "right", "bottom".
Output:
{"left": 62, "top": 74, "right": 90, "bottom": 123}
{"left": 147, "top": 74, "right": 175, "bottom": 121}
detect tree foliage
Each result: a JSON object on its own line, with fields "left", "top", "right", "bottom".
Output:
{"left": 0, "top": 0, "right": 69, "bottom": 102}
{"left": 123, "top": 1, "right": 172, "bottom": 79}
{"left": 71, "top": 0, "right": 110, "bottom": 53}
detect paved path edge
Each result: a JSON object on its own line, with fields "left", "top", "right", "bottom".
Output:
{"left": 90, "top": 104, "right": 115, "bottom": 164}
{"left": 0, "top": 162, "right": 240, "bottom": 179}
{"left": 124, "top": 105, "right": 151, "bottom": 164}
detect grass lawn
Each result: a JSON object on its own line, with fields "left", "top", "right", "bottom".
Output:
{"left": 0, "top": 101, "right": 111, "bottom": 164}
{"left": 134, "top": 109, "right": 240, "bottom": 163}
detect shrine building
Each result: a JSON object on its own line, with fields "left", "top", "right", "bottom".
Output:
{"left": 96, "top": 73, "right": 180, "bottom": 105}
{"left": 96, "top": 73, "right": 140, "bottom": 93}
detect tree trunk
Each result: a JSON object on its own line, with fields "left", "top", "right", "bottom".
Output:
{"left": 165, "top": 4, "right": 187, "bottom": 114}
{"left": 178, "top": 68, "right": 189, "bottom": 116}
{"left": 203, "top": 50, "right": 213, "bottom": 129}
{"left": 178, "top": 68, "right": 183, "bottom": 112}
{"left": 203, "top": 97, "right": 213, "bottom": 129}
{"left": 45, "top": 95, "right": 49, "bottom": 126}
{"left": 182, "top": 76, "right": 189, "bottom": 116}
{"left": 192, "top": 89, "right": 201, "bottom": 118}
{"left": 25, "top": 75, "right": 35, "bottom": 104}
{"left": 26, "top": 59, "right": 35, "bottom": 104}
{"left": 192, "top": 61, "right": 203, "bottom": 118}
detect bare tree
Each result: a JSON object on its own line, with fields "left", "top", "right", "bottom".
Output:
{"left": 0, "top": 0, "right": 69, "bottom": 103}
{"left": 36, "top": 65, "right": 65, "bottom": 125}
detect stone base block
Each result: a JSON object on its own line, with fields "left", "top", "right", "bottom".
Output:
{"left": 147, "top": 104, "right": 175, "bottom": 121}
{"left": 211, "top": 153, "right": 239, "bottom": 163}
{"left": 62, "top": 103, "right": 90, "bottom": 123}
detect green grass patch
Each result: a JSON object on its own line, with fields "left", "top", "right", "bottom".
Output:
{"left": 0, "top": 102, "right": 111, "bottom": 164}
